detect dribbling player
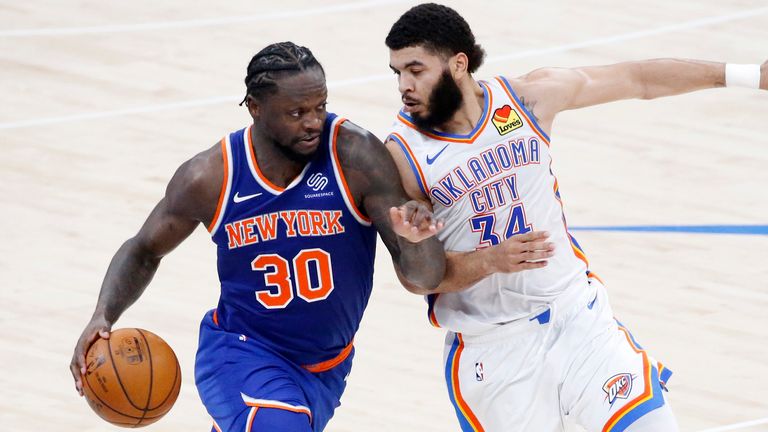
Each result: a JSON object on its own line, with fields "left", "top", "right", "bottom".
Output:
{"left": 384, "top": 4, "right": 767, "bottom": 431}
{"left": 70, "top": 42, "right": 449, "bottom": 432}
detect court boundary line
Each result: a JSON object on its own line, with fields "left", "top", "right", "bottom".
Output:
{"left": 569, "top": 225, "right": 768, "bottom": 235}
{"left": 1, "top": 6, "right": 767, "bottom": 130}
{"left": 697, "top": 416, "right": 768, "bottom": 432}
{"left": 0, "top": 0, "right": 414, "bottom": 37}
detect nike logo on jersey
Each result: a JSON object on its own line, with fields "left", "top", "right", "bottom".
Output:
{"left": 426, "top": 144, "right": 450, "bottom": 165}
{"left": 233, "top": 192, "right": 263, "bottom": 203}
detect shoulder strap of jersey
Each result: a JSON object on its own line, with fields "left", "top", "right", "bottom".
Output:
{"left": 493, "top": 76, "right": 551, "bottom": 144}
{"left": 207, "top": 130, "right": 239, "bottom": 234}
{"left": 326, "top": 115, "right": 372, "bottom": 226}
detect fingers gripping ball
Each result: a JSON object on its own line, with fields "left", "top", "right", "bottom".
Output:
{"left": 82, "top": 328, "right": 182, "bottom": 427}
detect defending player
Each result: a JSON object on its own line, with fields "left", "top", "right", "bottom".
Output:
{"left": 384, "top": 4, "right": 767, "bottom": 431}
{"left": 70, "top": 42, "right": 448, "bottom": 432}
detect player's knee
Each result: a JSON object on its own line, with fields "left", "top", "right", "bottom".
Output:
{"left": 249, "top": 407, "right": 313, "bottom": 432}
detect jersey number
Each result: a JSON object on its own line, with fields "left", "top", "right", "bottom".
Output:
{"left": 469, "top": 203, "right": 532, "bottom": 248}
{"left": 251, "top": 248, "right": 334, "bottom": 309}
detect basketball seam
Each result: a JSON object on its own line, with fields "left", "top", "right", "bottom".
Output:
{"left": 136, "top": 329, "right": 153, "bottom": 425}
{"left": 146, "top": 353, "right": 180, "bottom": 411}
{"left": 106, "top": 332, "right": 149, "bottom": 413}
{"left": 83, "top": 374, "right": 166, "bottom": 421}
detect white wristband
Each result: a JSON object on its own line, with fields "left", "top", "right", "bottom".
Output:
{"left": 725, "top": 63, "right": 761, "bottom": 88}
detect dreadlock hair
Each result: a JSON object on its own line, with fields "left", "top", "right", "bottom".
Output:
{"left": 385, "top": 3, "right": 485, "bottom": 74}
{"left": 240, "top": 41, "right": 324, "bottom": 105}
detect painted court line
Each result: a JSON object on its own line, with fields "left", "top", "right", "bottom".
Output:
{"left": 0, "top": 0, "right": 413, "bottom": 37}
{"left": 1, "top": 6, "right": 767, "bottom": 130}
{"left": 487, "top": 6, "right": 768, "bottom": 63}
{"left": 697, "top": 416, "right": 768, "bottom": 432}
{"left": 569, "top": 225, "right": 768, "bottom": 235}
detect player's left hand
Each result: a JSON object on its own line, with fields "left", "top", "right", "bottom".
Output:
{"left": 389, "top": 201, "right": 444, "bottom": 243}
{"left": 761, "top": 60, "right": 767, "bottom": 90}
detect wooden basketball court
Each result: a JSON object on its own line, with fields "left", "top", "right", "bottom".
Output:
{"left": 1, "top": 1, "right": 766, "bottom": 430}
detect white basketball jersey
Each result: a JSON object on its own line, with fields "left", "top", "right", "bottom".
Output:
{"left": 389, "top": 77, "right": 593, "bottom": 335}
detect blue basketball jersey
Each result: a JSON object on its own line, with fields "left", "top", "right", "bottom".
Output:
{"left": 207, "top": 114, "right": 377, "bottom": 366}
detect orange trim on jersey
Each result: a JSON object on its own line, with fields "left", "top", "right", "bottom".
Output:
{"left": 551, "top": 176, "right": 590, "bottom": 268}
{"left": 330, "top": 119, "right": 371, "bottom": 223}
{"left": 207, "top": 138, "right": 229, "bottom": 233}
{"left": 602, "top": 326, "right": 654, "bottom": 432}
{"left": 390, "top": 132, "right": 429, "bottom": 193}
{"left": 245, "top": 406, "right": 259, "bottom": 431}
{"left": 244, "top": 402, "right": 312, "bottom": 420}
{"left": 246, "top": 125, "right": 286, "bottom": 192}
{"left": 429, "top": 309, "right": 440, "bottom": 328}
{"left": 212, "top": 309, "right": 219, "bottom": 326}
{"left": 302, "top": 339, "right": 354, "bottom": 373}
{"left": 494, "top": 77, "right": 551, "bottom": 146}
{"left": 451, "top": 334, "right": 485, "bottom": 431}
{"left": 587, "top": 271, "right": 605, "bottom": 285}
{"left": 396, "top": 82, "right": 493, "bottom": 144}
{"left": 211, "top": 420, "right": 222, "bottom": 432}
{"left": 427, "top": 293, "right": 441, "bottom": 328}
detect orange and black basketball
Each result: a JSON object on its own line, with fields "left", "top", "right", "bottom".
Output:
{"left": 82, "top": 328, "right": 181, "bottom": 427}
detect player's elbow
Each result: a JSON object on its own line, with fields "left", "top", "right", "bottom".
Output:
{"left": 398, "top": 260, "right": 446, "bottom": 294}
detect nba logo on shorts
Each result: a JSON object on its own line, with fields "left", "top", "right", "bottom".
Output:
{"left": 603, "top": 373, "right": 633, "bottom": 407}
{"left": 475, "top": 362, "right": 484, "bottom": 381}
{"left": 307, "top": 173, "right": 328, "bottom": 191}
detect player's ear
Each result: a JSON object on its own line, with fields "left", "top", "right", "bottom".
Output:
{"left": 246, "top": 95, "right": 260, "bottom": 119}
{"left": 451, "top": 52, "right": 469, "bottom": 79}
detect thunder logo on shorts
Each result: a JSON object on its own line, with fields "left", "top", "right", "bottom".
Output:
{"left": 603, "top": 373, "right": 635, "bottom": 408}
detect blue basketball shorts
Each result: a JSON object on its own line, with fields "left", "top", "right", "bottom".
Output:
{"left": 194, "top": 310, "right": 353, "bottom": 432}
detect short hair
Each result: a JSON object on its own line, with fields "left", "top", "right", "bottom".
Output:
{"left": 241, "top": 42, "right": 324, "bottom": 104}
{"left": 385, "top": 3, "right": 485, "bottom": 73}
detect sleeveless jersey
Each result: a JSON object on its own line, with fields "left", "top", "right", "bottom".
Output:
{"left": 208, "top": 114, "right": 377, "bottom": 365}
{"left": 389, "top": 77, "right": 592, "bottom": 335}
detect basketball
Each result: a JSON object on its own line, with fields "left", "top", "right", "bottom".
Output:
{"left": 82, "top": 328, "right": 182, "bottom": 427}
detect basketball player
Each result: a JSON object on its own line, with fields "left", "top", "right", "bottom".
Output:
{"left": 384, "top": 4, "right": 767, "bottom": 432}
{"left": 69, "top": 42, "right": 450, "bottom": 432}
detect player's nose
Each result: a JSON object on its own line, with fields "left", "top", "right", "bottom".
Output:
{"left": 398, "top": 75, "right": 414, "bottom": 95}
{"left": 303, "top": 112, "right": 323, "bottom": 133}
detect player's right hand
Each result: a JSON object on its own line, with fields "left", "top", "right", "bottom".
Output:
{"left": 485, "top": 231, "right": 555, "bottom": 273}
{"left": 70, "top": 317, "right": 112, "bottom": 396}
{"left": 389, "top": 201, "right": 444, "bottom": 243}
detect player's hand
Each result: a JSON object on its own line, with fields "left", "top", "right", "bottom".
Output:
{"left": 70, "top": 316, "right": 112, "bottom": 396}
{"left": 761, "top": 60, "right": 767, "bottom": 90}
{"left": 484, "top": 231, "right": 555, "bottom": 273}
{"left": 389, "top": 201, "right": 444, "bottom": 243}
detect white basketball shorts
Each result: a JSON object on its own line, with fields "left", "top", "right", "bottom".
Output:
{"left": 442, "top": 279, "right": 673, "bottom": 432}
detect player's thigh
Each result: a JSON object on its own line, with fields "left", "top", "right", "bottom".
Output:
{"left": 443, "top": 329, "right": 564, "bottom": 432}
{"left": 246, "top": 406, "right": 313, "bottom": 432}
{"left": 563, "top": 315, "right": 674, "bottom": 432}
{"left": 622, "top": 394, "right": 678, "bottom": 432}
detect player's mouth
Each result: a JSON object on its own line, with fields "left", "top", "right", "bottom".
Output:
{"left": 402, "top": 96, "right": 421, "bottom": 113}
{"left": 297, "top": 135, "right": 321, "bottom": 150}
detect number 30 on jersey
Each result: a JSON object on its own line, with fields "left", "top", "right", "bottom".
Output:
{"left": 251, "top": 248, "right": 334, "bottom": 309}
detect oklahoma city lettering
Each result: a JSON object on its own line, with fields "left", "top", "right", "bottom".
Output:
{"left": 430, "top": 135, "right": 541, "bottom": 213}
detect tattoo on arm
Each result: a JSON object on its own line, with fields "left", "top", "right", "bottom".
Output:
{"left": 336, "top": 123, "right": 446, "bottom": 290}
{"left": 519, "top": 95, "right": 540, "bottom": 123}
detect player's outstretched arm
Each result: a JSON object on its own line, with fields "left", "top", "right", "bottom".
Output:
{"left": 384, "top": 139, "right": 555, "bottom": 294}
{"left": 510, "top": 58, "right": 767, "bottom": 134}
{"left": 69, "top": 144, "right": 222, "bottom": 396}
{"left": 336, "top": 122, "right": 446, "bottom": 293}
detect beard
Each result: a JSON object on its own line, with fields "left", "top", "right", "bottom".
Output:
{"left": 410, "top": 69, "right": 464, "bottom": 131}
{"left": 275, "top": 139, "right": 316, "bottom": 164}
